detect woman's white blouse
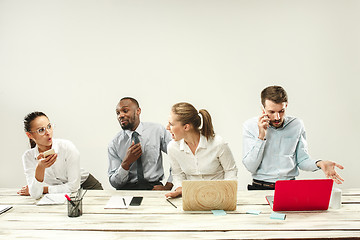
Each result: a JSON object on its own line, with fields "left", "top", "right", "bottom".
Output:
{"left": 167, "top": 134, "right": 238, "bottom": 190}
{"left": 22, "top": 139, "right": 89, "bottom": 199}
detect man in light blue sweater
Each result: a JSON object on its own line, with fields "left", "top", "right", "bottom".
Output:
{"left": 243, "top": 86, "right": 344, "bottom": 190}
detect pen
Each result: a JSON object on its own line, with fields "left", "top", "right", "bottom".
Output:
{"left": 122, "top": 198, "right": 126, "bottom": 206}
{"left": 65, "top": 194, "right": 76, "bottom": 207}
{"left": 166, "top": 198, "right": 177, "bottom": 208}
{"left": 75, "top": 188, "right": 83, "bottom": 201}
{"left": 79, "top": 190, "right": 87, "bottom": 201}
{"left": 45, "top": 195, "right": 56, "bottom": 203}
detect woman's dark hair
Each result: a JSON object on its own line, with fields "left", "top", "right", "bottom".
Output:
{"left": 24, "top": 111, "right": 48, "bottom": 148}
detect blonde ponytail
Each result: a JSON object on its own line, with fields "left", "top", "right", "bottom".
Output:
{"left": 171, "top": 102, "right": 215, "bottom": 140}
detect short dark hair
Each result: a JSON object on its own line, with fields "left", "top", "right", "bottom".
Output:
{"left": 120, "top": 97, "right": 139, "bottom": 108}
{"left": 261, "top": 86, "right": 288, "bottom": 106}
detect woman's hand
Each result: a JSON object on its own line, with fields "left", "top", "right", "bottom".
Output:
{"left": 35, "top": 153, "right": 57, "bottom": 182}
{"left": 17, "top": 185, "right": 30, "bottom": 196}
{"left": 37, "top": 153, "right": 57, "bottom": 169}
{"left": 165, "top": 187, "right": 182, "bottom": 198}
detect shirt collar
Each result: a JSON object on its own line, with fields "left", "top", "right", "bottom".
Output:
{"left": 34, "top": 139, "right": 57, "bottom": 159}
{"left": 198, "top": 134, "right": 208, "bottom": 149}
{"left": 33, "top": 147, "right": 40, "bottom": 159}
{"left": 179, "top": 134, "right": 208, "bottom": 153}
{"left": 269, "top": 116, "right": 295, "bottom": 130}
{"left": 52, "top": 139, "right": 59, "bottom": 153}
{"left": 124, "top": 122, "right": 143, "bottom": 138}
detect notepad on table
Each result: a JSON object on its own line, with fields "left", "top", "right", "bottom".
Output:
{"left": 105, "top": 196, "right": 133, "bottom": 209}
{"left": 36, "top": 194, "right": 67, "bottom": 205}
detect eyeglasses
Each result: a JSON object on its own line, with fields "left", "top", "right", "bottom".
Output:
{"left": 30, "top": 123, "right": 54, "bottom": 135}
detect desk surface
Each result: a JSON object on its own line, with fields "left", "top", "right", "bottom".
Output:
{"left": 1, "top": 188, "right": 360, "bottom": 239}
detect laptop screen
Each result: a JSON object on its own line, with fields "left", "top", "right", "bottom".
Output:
{"left": 271, "top": 179, "right": 333, "bottom": 211}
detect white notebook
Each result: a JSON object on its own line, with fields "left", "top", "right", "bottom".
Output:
{"left": 36, "top": 194, "right": 67, "bottom": 205}
{"left": 105, "top": 196, "right": 133, "bottom": 209}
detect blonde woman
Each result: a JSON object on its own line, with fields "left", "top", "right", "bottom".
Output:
{"left": 165, "top": 102, "right": 238, "bottom": 198}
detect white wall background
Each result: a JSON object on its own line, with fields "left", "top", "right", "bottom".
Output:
{"left": 0, "top": 0, "right": 359, "bottom": 190}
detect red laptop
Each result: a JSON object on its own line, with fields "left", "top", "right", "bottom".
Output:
{"left": 266, "top": 179, "right": 333, "bottom": 211}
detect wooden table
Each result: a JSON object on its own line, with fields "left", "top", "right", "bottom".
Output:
{"left": 1, "top": 188, "right": 359, "bottom": 239}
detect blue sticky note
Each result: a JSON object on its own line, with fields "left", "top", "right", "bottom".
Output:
{"left": 270, "top": 212, "right": 286, "bottom": 220}
{"left": 211, "top": 210, "right": 227, "bottom": 216}
{"left": 246, "top": 210, "right": 261, "bottom": 215}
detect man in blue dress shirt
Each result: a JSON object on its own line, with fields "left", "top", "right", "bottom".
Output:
{"left": 108, "top": 97, "right": 173, "bottom": 190}
{"left": 243, "top": 86, "right": 344, "bottom": 190}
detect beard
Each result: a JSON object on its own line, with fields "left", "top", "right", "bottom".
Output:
{"left": 270, "top": 119, "right": 283, "bottom": 128}
{"left": 119, "top": 113, "right": 136, "bottom": 130}
{"left": 120, "top": 121, "right": 134, "bottom": 130}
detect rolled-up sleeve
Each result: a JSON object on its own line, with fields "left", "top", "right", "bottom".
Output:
{"left": 108, "top": 142, "right": 129, "bottom": 189}
{"left": 161, "top": 128, "right": 173, "bottom": 183}
{"left": 296, "top": 128, "right": 319, "bottom": 171}
{"left": 167, "top": 142, "right": 186, "bottom": 190}
{"left": 23, "top": 153, "right": 44, "bottom": 199}
{"left": 242, "top": 122, "right": 266, "bottom": 174}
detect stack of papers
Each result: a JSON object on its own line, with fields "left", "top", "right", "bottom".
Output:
{"left": 0, "top": 205, "right": 12, "bottom": 214}
{"left": 105, "top": 196, "right": 133, "bottom": 209}
{"left": 36, "top": 194, "right": 67, "bottom": 205}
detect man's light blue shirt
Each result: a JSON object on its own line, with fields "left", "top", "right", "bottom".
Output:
{"left": 242, "top": 116, "right": 319, "bottom": 183}
{"left": 108, "top": 122, "right": 172, "bottom": 189}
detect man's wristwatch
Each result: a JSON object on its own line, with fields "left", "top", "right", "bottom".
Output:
{"left": 315, "top": 160, "right": 322, "bottom": 169}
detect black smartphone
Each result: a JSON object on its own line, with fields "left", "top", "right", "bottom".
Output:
{"left": 130, "top": 196, "right": 143, "bottom": 206}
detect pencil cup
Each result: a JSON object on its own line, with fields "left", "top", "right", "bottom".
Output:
{"left": 329, "top": 188, "right": 342, "bottom": 209}
{"left": 67, "top": 197, "right": 82, "bottom": 217}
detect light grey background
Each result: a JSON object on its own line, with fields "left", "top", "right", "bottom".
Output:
{"left": 1, "top": 0, "right": 359, "bottom": 190}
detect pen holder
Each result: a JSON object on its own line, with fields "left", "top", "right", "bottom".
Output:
{"left": 67, "top": 197, "right": 82, "bottom": 217}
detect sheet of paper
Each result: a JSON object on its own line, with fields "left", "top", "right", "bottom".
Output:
{"left": 36, "top": 194, "right": 67, "bottom": 205}
{"left": 105, "top": 196, "right": 133, "bottom": 209}
{"left": 0, "top": 205, "right": 12, "bottom": 214}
